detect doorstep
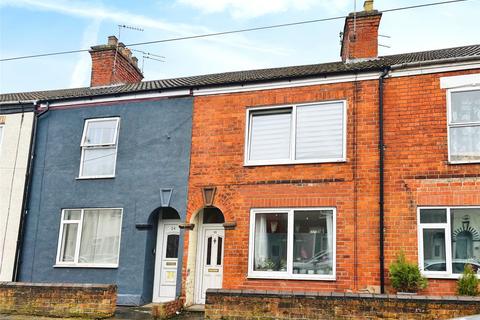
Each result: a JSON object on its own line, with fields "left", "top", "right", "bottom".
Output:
{"left": 184, "top": 305, "right": 205, "bottom": 312}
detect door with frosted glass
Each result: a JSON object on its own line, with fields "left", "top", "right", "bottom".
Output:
{"left": 153, "top": 222, "right": 180, "bottom": 302}
{"left": 197, "top": 228, "right": 224, "bottom": 304}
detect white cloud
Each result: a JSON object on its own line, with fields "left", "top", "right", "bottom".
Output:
{"left": 177, "top": 0, "right": 353, "bottom": 19}
{"left": 69, "top": 19, "right": 101, "bottom": 88}
{"left": 0, "top": 0, "right": 288, "bottom": 55}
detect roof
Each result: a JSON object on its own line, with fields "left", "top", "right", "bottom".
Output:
{"left": 1, "top": 44, "right": 480, "bottom": 106}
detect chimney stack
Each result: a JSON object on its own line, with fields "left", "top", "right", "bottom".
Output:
{"left": 89, "top": 36, "right": 143, "bottom": 87}
{"left": 340, "top": 0, "right": 382, "bottom": 62}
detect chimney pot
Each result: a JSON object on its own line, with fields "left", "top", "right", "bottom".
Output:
{"left": 132, "top": 56, "right": 138, "bottom": 67}
{"left": 124, "top": 48, "right": 132, "bottom": 59}
{"left": 364, "top": 0, "right": 374, "bottom": 11}
{"left": 107, "top": 36, "right": 118, "bottom": 46}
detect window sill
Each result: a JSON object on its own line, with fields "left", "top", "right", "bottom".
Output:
{"left": 422, "top": 273, "right": 472, "bottom": 280}
{"left": 448, "top": 160, "right": 480, "bottom": 165}
{"left": 54, "top": 264, "right": 118, "bottom": 269}
{"left": 244, "top": 158, "right": 347, "bottom": 167}
{"left": 76, "top": 176, "right": 115, "bottom": 180}
{"left": 247, "top": 273, "right": 336, "bottom": 281}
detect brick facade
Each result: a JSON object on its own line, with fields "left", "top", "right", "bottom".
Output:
{"left": 383, "top": 69, "right": 480, "bottom": 295}
{"left": 0, "top": 282, "right": 116, "bottom": 318}
{"left": 205, "top": 289, "right": 480, "bottom": 320}
{"left": 182, "top": 68, "right": 480, "bottom": 302}
{"left": 183, "top": 80, "right": 383, "bottom": 296}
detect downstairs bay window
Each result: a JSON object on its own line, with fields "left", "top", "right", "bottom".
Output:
{"left": 56, "top": 208, "right": 123, "bottom": 268}
{"left": 248, "top": 208, "right": 336, "bottom": 280}
{"left": 418, "top": 207, "right": 480, "bottom": 278}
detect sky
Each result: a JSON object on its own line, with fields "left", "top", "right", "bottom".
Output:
{"left": 0, "top": 0, "right": 479, "bottom": 94}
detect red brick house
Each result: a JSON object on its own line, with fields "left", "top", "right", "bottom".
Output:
{"left": 1, "top": 0, "right": 480, "bottom": 311}
{"left": 181, "top": 1, "right": 480, "bottom": 305}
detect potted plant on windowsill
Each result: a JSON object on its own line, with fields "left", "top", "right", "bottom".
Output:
{"left": 258, "top": 258, "right": 276, "bottom": 271}
{"left": 389, "top": 251, "right": 428, "bottom": 294}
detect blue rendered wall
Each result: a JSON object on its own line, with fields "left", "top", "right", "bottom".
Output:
{"left": 18, "top": 97, "right": 193, "bottom": 305}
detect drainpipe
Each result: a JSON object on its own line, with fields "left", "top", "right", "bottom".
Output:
{"left": 379, "top": 68, "right": 389, "bottom": 294}
{"left": 13, "top": 101, "right": 49, "bottom": 281}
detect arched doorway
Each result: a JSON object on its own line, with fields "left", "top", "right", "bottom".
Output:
{"left": 150, "top": 207, "right": 181, "bottom": 303}
{"left": 189, "top": 206, "right": 225, "bottom": 305}
{"left": 456, "top": 230, "right": 473, "bottom": 259}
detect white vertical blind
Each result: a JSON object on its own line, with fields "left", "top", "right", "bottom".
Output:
{"left": 295, "top": 103, "right": 344, "bottom": 160}
{"left": 249, "top": 110, "right": 292, "bottom": 161}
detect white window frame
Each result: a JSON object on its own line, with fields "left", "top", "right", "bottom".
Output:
{"left": 244, "top": 101, "right": 347, "bottom": 166}
{"left": 447, "top": 86, "right": 480, "bottom": 164}
{"left": 55, "top": 208, "right": 123, "bottom": 268}
{"left": 78, "top": 117, "right": 120, "bottom": 179}
{"left": 248, "top": 207, "right": 336, "bottom": 281}
{"left": 417, "top": 206, "right": 479, "bottom": 279}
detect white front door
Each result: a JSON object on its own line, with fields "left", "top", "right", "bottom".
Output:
{"left": 153, "top": 221, "right": 180, "bottom": 302}
{"left": 195, "top": 226, "right": 224, "bottom": 304}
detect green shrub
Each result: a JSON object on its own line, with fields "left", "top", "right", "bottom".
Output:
{"left": 389, "top": 251, "right": 427, "bottom": 293}
{"left": 457, "top": 264, "right": 480, "bottom": 296}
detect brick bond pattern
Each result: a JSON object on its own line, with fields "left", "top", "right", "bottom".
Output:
{"left": 182, "top": 68, "right": 480, "bottom": 298}
{"left": 205, "top": 289, "right": 480, "bottom": 320}
{"left": 0, "top": 282, "right": 116, "bottom": 318}
{"left": 89, "top": 49, "right": 143, "bottom": 87}
{"left": 383, "top": 69, "right": 480, "bottom": 294}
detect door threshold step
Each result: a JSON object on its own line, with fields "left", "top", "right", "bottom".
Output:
{"left": 184, "top": 304, "right": 205, "bottom": 312}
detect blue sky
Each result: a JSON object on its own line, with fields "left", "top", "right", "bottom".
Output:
{"left": 0, "top": 0, "right": 478, "bottom": 94}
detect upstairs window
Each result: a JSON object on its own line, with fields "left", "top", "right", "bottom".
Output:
{"left": 245, "top": 101, "right": 346, "bottom": 165}
{"left": 448, "top": 88, "right": 480, "bottom": 163}
{"left": 79, "top": 118, "right": 120, "bottom": 178}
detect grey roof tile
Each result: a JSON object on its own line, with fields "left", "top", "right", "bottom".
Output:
{"left": 1, "top": 44, "right": 480, "bottom": 105}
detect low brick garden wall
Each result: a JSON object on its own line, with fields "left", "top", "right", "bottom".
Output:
{"left": 0, "top": 282, "right": 116, "bottom": 318}
{"left": 205, "top": 289, "right": 480, "bottom": 320}
{"left": 152, "top": 298, "right": 183, "bottom": 319}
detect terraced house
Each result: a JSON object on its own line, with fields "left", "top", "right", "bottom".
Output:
{"left": 0, "top": 0, "right": 479, "bottom": 309}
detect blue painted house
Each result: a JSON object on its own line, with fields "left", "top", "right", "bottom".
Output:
{"left": 14, "top": 38, "right": 194, "bottom": 306}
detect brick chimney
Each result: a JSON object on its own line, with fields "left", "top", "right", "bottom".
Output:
{"left": 89, "top": 36, "right": 143, "bottom": 87}
{"left": 340, "top": 0, "right": 382, "bottom": 62}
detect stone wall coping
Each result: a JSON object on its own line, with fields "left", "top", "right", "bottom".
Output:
{"left": 0, "top": 282, "right": 116, "bottom": 289}
{"left": 206, "top": 289, "right": 480, "bottom": 304}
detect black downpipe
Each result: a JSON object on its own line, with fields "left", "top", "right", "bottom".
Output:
{"left": 13, "top": 102, "right": 49, "bottom": 281}
{"left": 379, "top": 68, "right": 389, "bottom": 294}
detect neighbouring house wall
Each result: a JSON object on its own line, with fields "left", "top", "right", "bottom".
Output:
{"left": 383, "top": 69, "right": 480, "bottom": 295}
{"left": 183, "top": 80, "right": 382, "bottom": 302}
{"left": 205, "top": 289, "right": 480, "bottom": 320}
{"left": 0, "top": 112, "right": 34, "bottom": 281}
{"left": 0, "top": 282, "right": 116, "bottom": 318}
{"left": 18, "top": 97, "right": 193, "bottom": 306}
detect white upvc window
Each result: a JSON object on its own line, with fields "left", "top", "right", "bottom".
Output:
{"left": 447, "top": 87, "right": 480, "bottom": 164}
{"left": 79, "top": 117, "right": 120, "bottom": 178}
{"left": 248, "top": 208, "right": 336, "bottom": 280}
{"left": 56, "top": 208, "right": 123, "bottom": 268}
{"left": 245, "top": 101, "right": 346, "bottom": 166}
{"left": 418, "top": 207, "right": 480, "bottom": 279}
